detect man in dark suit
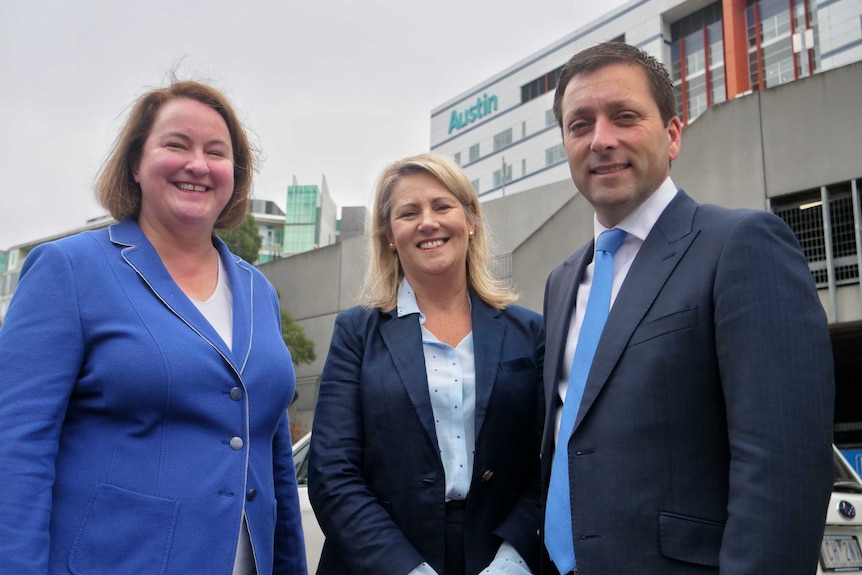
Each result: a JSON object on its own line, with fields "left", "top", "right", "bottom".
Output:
{"left": 541, "top": 42, "right": 834, "bottom": 575}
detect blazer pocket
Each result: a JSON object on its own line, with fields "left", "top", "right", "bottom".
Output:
{"left": 69, "top": 483, "right": 179, "bottom": 575}
{"left": 499, "top": 356, "right": 536, "bottom": 372}
{"left": 658, "top": 511, "right": 723, "bottom": 567}
{"left": 629, "top": 306, "right": 697, "bottom": 347}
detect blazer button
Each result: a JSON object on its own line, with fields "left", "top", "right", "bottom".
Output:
{"left": 229, "top": 437, "right": 244, "bottom": 450}
{"left": 246, "top": 488, "right": 258, "bottom": 501}
{"left": 229, "top": 387, "right": 243, "bottom": 401}
{"left": 481, "top": 469, "right": 494, "bottom": 483}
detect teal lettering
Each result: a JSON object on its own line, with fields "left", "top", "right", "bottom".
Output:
{"left": 447, "top": 93, "right": 500, "bottom": 133}
{"left": 448, "top": 110, "right": 463, "bottom": 134}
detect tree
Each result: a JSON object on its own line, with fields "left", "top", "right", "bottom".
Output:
{"left": 281, "top": 309, "right": 316, "bottom": 366}
{"left": 218, "top": 214, "right": 316, "bottom": 367}
{"left": 217, "top": 212, "right": 262, "bottom": 264}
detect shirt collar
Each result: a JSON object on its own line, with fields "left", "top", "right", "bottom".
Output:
{"left": 396, "top": 277, "right": 425, "bottom": 323}
{"left": 592, "top": 176, "right": 678, "bottom": 242}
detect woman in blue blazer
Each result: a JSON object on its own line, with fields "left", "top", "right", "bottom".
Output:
{"left": 0, "top": 81, "right": 306, "bottom": 575}
{"left": 308, "top": 154, "right": 544, "bottom": 574}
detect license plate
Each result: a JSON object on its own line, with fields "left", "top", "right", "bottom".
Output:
{"left": 821, "top": 535, "right": 862, "bottom": 571}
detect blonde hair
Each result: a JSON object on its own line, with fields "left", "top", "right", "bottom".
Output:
{"left": 95, "top": 80, "right": 257, "bottom": 231}
{"left": 361, "top": 153, "right": 517, "bottom": 311}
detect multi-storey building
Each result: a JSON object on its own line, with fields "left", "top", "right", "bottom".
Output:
{"left": 431, "top": 0, "right": 862, "bottom": 201}
{"left": 284, "top": 176, "right": 338, "bottom": 256}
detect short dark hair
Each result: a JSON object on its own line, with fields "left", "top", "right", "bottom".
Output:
{"left": 553, "top": 42, "right": 678, "bottom": 129}
{"left": 95, "top": 80, "right": 257, "bottom": 231}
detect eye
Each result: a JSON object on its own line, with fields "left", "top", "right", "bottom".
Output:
{"left": 395, "top": 210, "right": 418, "bottom": 219}
{"left": 165, "top": 141, "right": 185, "bottom": 150}
{"left": 568, "top": 120, "right": 590, "bottom": 135}
{"left": 434, "top": 204, "right": 453, "bottom": 212}
{"left": 616, "top": 112, "right": 639, "bottom": 123}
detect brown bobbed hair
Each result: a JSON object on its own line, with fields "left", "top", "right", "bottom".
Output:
{"left": 95, "top": 80, "right": 257, "bottom": 231}
{"left": 361, "top": 153, "right": 517, "bottom": 311}
{"left": 553, "top": 42, "right": 678, "bottom": 130}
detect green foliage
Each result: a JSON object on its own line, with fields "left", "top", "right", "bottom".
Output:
{"left": 219, "top": 216, "right": 315, "bottom": 366}
{"left": 217, "top": 212, "right": 262, "bottom": 264}
{"left": 281, "top": 309, "right": 316, "bottom": 366}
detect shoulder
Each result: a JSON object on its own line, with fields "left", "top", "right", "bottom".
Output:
{"left": 335, "top": 304, "right": 387, "bottom": 329}
{"left": 500, "top": 303, "right": 542, "bottom": 327}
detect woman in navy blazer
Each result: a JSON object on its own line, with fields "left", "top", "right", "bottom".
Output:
{"left": 0, "top": 81, "right": 306, "bottom": 575}
{"left": 308, "top": 154, "right": 544, "bottom": 574}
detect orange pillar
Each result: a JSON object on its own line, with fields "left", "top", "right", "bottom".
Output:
{"left": 723, "top": 0, "right": 750, "bottom": 98}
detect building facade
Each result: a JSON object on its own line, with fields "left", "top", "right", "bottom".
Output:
{"left": 430, "top": 0, "right": 862, "bottom": 201}
{"left": 284, "top": 176, "right": 338, "bottom": 256}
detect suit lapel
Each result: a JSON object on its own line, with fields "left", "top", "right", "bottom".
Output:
{"left": 215, "top": 237, "right": 253, "bottom": 372}
{"left": 110, "top": 220, "right": 235, "bottom": 366}
{"left": 379, "top": 312, "right": 439, "bottom": 449}
{"left": 470, "top": 293, "right": 505, "bottom": 439}
{"left": 574, "top": 191, "right": 700, "bottom": 430}
{"left": 544, "top": 244, "right": 592, "bottom": 420}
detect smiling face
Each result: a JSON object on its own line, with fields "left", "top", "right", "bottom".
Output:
{"left": 133, "top": 97, "right": 234, "bottom": 238}
{"left": 560, "top": 62, "right": 681, "bottom": 227}
{"left": 385, "top": 171, "right": 476, "bottom": 288}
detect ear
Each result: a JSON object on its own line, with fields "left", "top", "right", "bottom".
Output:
{"left": 667, "top": 116, "right": 682, "bottom": 162}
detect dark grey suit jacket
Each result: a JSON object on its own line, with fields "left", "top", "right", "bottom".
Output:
{"left": 541, "top": 190, "right": 834, "bottom": 574}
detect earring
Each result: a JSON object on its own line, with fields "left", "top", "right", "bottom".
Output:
{"left": 468, "top": 230, "right": 474, "bottom": 239}
{"left": 388, "top": 242, "right": 396, "bottom": 252}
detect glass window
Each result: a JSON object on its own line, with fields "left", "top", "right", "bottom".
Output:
{"left": 493, "top": 128, "right": 512, "bottom": 152}
{"left": 546, "top": 109, "right": 556, "bottom": 127}
{"left": 493, "top": 165, "right": 512, "bottom": 187}
{"left": 454, "top": 152, "right": 461, "bottom": 166}
{"left": 469, "top": 144, "right": 480, "bottom": 163}
{"left": 545, "top": 143, "right": 566, "bottom": 166}
{"left": 471, "top": 179, "right": 480, "bottom": 193}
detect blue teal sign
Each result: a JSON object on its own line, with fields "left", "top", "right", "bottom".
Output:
{"left": 448, "top": 93, "right": 498, "bottom": 134}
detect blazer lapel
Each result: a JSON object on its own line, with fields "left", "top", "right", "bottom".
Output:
{"left": 379, "top": 312, "right": 440, "bottom": 450}
{"left": 574, "top": 191, "right": 700, "bottom": 430}
{"left": 215, "top": 237, "right": 253, "bottom": 372}
{"left": 110, "top": 220, "right": 234, "bottom": 363}
{"left": 470, "top": 293, "right": 505, "bottom": 438}
{"left": 544, "top": 244, "right": 591, "bottom": 420}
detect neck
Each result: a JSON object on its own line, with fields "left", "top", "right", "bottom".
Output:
{"left": 408, "top": 273, "right": 470, "bottom": 315}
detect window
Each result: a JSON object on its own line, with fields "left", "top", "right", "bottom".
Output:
{"left": 546, "top": 109, "right": 556, "bottom": 127}
{"left": 772, "top": 181, "right": 860, "bottom": 287}
{"left": 471, "top": 179, "right": 480, "bottom": 193}
{"left": 545, "top": 143, "right": 566, "bottom": 166}
{"left": 520, "top": 64, "right": 565, "bottom": 104}
{"left": 493, "top": 128, "right": 512, "bottom": 151}
{"left": 671, "top": 1, "right": 726, "bottom": 125}
{"left": 454, "top": 152, "right": 461, "bottom": 166}
{"left": 493, "top": 165, "right": 512, "bottom": 187}
{"left": 469, "top": 144, "right": 480, "bottom": 163}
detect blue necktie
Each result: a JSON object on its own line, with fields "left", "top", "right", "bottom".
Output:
{"left": 545, "top": 228, "right": 627, "bottom": 574}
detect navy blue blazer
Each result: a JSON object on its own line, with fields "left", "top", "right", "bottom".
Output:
{"left": 541, "top": 191, "right": 834, "bottom": 574}
{"left": 0, "top": 219, "right": 306, "bottom": 575}
{"left": 309, "top": 293, "right": 544, "bottom": 574}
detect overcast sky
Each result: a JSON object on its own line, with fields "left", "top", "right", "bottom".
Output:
{"left": 0, "top": 0, "right": 626, "bottom": 249}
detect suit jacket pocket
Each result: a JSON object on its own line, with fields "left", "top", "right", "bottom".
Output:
{"left": 658, "top": 511, "right": 723, "bottom": 567}
{"left": 629, "top": 306, "right": 697, "bottom": 347}
{"left": 499, "top": 356, "right": 536, "bottom": 372}
{"left": 69, "top": 483, "right": 179, "bottom": 575}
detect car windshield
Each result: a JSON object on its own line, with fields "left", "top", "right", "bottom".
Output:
{"left": 834, "top": 449, "right": 862, "bottom": 493}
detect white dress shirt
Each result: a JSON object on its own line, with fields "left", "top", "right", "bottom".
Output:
{"left": 554, "top": 177, "right": 679, "bottom": 442}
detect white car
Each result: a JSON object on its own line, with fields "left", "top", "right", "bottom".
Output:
{"left": 819, "top": 446, "right": 862, "bottom": 573}
{"left": 293, "top": 432, "right": 323, "bottom": 573}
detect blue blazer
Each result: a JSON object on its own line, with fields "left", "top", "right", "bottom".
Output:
{"left": 308, "top": 294, "right": 544, "bottom": 574}
{"left": 0, "top": 219, "right": 306, "bottom": 575}
{"left": 540, "top": 191, "right": 834, "bottom": 574}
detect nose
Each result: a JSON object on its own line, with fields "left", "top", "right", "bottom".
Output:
{"left": 590, "top": 117, "right": 618, "bottom": 153}
{"left": 185, "top": 150, "right": 210, "bottom": 177}
{"left": 417, "top": 208, "right": 440, "bottom": 232}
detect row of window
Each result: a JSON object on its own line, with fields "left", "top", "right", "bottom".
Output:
{"left": 772, "top": 179, "right": 860, "bottom": 288}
